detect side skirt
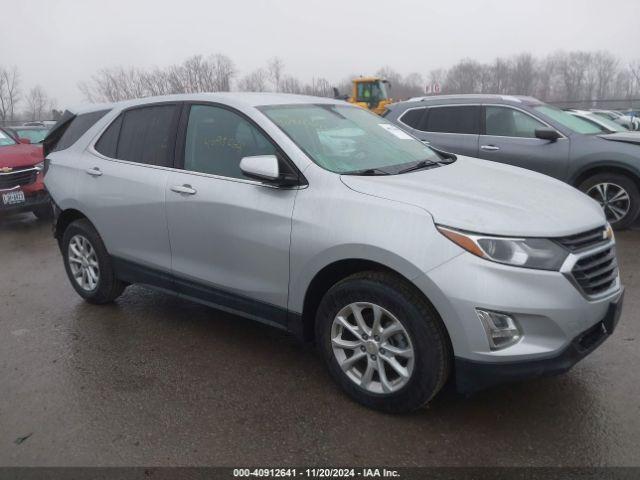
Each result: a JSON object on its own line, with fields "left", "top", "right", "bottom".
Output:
{"left": 112, "top": 257, "right": 299, "bottom": 333}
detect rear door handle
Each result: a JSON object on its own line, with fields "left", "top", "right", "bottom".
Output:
{"left": 480, "top": 145, "right": 500, "bottom": 151}
{"left": 85, "top": 167, "right": 103, "bottom": 177}
{"left": 170, "top": 184, "right": 197, "bottom": 195}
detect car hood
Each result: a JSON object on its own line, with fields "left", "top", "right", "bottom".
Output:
{"left": 598, "top": 132, "right": 640, "bottom": 145}
{"left": 0, "top": 144, "right": 43, "bottom": 168}
{"left": 340, "top": 156, "right": 605, "bottom": 237}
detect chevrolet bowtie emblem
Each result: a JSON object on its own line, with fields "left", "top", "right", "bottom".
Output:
{"left": 0, "top": 167, "right": 13, "bottom": 173}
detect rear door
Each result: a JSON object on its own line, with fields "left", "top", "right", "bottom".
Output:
{"left": 398, "top": 105, "right": 480, "bottom": 157}
{"left": 78, "top": 103, "right": 180, "bottom": 275}
{"left": 478, "top": 105, "right": 570, "bottom": 180}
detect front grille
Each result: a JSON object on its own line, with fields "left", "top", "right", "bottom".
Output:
{"left": 556, "top": 226, "right": 608, "bottom": 252}
{"left": 0, "top": 167, "right": 37, "bottom": 190}
{"left": 571, "top": 246, "right": 618, "bottom": 297}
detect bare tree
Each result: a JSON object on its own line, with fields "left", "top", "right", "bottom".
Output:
{"left": 267, "top": 57, "right": 285, "bottom": 92}
{"left": 0, "top": 66, "right": 21, "bottom": 122}
{"left": 443, "top": 59, "right": 482, "bottom": 94}
{"left": 79, "top": 53, "right": 236, "bottom": 102}
{"left": 593, "top": 51, "right": 618, "bottom": 100}
{"left": 211, "top": 54, "right": 235, "bottom": 91}
{"left": 303, "top": 77, "right": 333, "bottom": 97}
{"left": 25, "top": 86, "right": 54, "bottom": 121}
{"left": 510, "top": 53, "right": 537, "bottom": 95}
{"left": 279, "top": 75, "right": 302, "bottom": 94}
{"left": 237, "top": 68, "right": 268, "bottom": 92}
{"left": 79, "top": 66, "right": 146, "bottom": 102}
{"left": 629, "top": 60, "right": 640, "bottom": 96}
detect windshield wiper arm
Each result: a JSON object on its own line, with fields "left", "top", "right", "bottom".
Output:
{"left": 342, "top": 168, "right": 391, "bottom": 176}
{"left": 397, "top": 160, "right": 438, "bottom": 174}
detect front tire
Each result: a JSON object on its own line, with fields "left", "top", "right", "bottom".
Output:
{"left": 579, "top": 173, "right": 640, "bottom": 230}
{"left": 61, "top": 219, "right": 126, "bottom": 304}
{"left": 316, "top": 271, "right": 451, "bottom": 413}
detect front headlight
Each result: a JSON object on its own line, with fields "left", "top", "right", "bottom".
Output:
{"left": 437, "top": 226, "right": 569, "bottom": 271}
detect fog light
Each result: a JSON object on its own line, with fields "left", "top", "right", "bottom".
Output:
{"left": 476, "top": 309, "right": 521, "bottom": 350}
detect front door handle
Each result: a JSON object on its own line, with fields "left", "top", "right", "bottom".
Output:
{"left": 480, "top": 145, "right": 500, "bottom": 151}
{"left": 170, "top": 184, "right": 197, "bottom": 195}
{"left": 85, "top": 167, "right": 103, "bottom": 177}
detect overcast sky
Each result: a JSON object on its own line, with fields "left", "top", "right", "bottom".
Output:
{"left": 2, "top": 0, "right": 640, "bottom": 109}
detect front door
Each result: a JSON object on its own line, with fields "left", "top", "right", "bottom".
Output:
{"left": 165, "top": 104, "right": 297, "bottom": 326}
{"left": 478, "top": 105, "right": 570, "bottom": 180}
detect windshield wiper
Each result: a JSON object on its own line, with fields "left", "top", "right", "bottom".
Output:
{"left": 397, "top": 160, "right": 438, "bottom": 174}
{"left": 342, "top": 168, "right": 391, "bottom": 176}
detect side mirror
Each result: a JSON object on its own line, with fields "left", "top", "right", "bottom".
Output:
{"left": 240, "top": 155, "right": 281, "bottom": 182}
{"left": 18, "top": 137, "right": 31, "bottom": 144}
{"left": 535, "top": 128, "right": 560, "bottom": 142}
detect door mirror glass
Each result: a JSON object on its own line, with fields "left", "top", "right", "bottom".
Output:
{"left": 239, "top": 155, "right": 280, "bottom": 182}
{"left": 535, "top": 127, "right": 561, "bottom": 141}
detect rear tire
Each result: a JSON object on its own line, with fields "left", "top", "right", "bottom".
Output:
{"left": 579, "top": 173, "right": 640, "bottom": 230}
{"left": 61, "top": 219, "right": 126, "bottom": 304}
{"left": 316, "top": 271, "right": 451, "bottom": 413}
{"left": 32, "top": 203, "right": 53, "bottom": 220}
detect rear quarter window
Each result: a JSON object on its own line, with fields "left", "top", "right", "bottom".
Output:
{"left": 399, "top": 108, "right": 426, "bottom": 129}
{"left": 52, "top": 110, "right": 109, "bottom": 152}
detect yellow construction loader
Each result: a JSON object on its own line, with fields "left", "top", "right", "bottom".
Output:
{"left": 334, "top": 77, "right": 393, "bottom": 115}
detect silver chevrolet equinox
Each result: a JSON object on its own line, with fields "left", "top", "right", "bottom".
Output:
{"left": 44, "top": 93, "right": 624, "bottom": 413}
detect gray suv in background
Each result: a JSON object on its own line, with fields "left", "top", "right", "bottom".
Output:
{"left": 44, "top": 93, "right": 623, "bottom": 412}
{"left": 385, "top": 95, "right": 640, "bottom": 229}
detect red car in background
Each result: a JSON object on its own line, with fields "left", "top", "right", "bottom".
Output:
{"left": 0, "top": 127, "right": 52, "bottom": 219}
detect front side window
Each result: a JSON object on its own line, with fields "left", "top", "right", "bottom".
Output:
{"left": 424, "top": 106, "right": 480, "bottom": 134}
{"left": 0, "top": 129, "right": 17, "bottom": 147}
{"left": 261, "top": 104, "right": 441, "bottom": 174}
{"left": 116, "top": 105, "right": 178, "bottom": 166}
{"left": 485, "top": 106, "right": 546, "bottom": 138}
{"left": 183, "top": 105, "right": 277, "bottom": 179}
{"left": 534, "top": 105, "right": 602, "bottom": 135}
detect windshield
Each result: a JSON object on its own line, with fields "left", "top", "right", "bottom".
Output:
{"left": 534, "top": 105, "right": 602, "bottom": 135}
{"left": 14, "top": 128, "right": 49, "bottom": 143}
{"left": 261, "top": 104, "right": 442, "bottom": 174}
{"left": 581, "top": 113, "right": 626, "bottom": 133}
{"left": 356, "top": 81, "right": 389, "bottom": 104}
{"left": 0, "top": 129, "right": 17, "bottom": 146}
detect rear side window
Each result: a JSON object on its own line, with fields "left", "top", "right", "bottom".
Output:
{"left": 423, "top": 106, "right": 480, "bottom": 134}
{"left": 51, "top": 110, "right": 109, "bottom": 152}
{"left": 115, "top": 105, "right": 178, "bottom": 167}
{"left": 399, "top": 108, "right": 426, "bottom": 129}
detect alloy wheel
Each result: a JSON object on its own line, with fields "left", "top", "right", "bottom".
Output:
{"left": 331, "top": 302, "right": 415, "bottom": 394}
{"left": 587, "top": 182, "right": 631, "bottom": 223}
{"left": 68, "top": 234, "right": 100, "bottom": 291}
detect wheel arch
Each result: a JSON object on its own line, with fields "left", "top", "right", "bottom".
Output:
{"left": 54, "top": 208, "right": 91, "bottom": 242}
{"left": 572, "top": 162, "right": 640, "bottom": 191}
{"left": 295, "top": 258, "right": 451, "bottom": 348}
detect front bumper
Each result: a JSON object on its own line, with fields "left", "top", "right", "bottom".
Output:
{"left": 455, "top": 289, "right": 624, "bottom": 392}
{"left": 413, "top": 236, "right": 623, "bottom": 392}
{"left": 0, "top": 189, "right": 50, "bottom": 214}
